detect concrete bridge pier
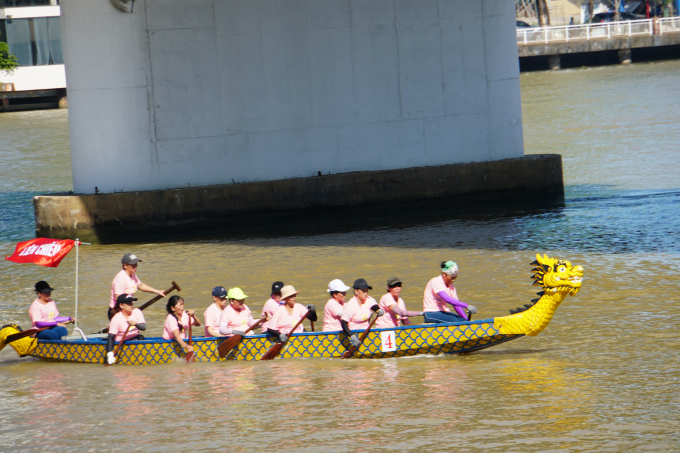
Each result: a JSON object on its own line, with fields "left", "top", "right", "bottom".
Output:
{"left": 36, "top": 0, "right": 564, "bottom": 243}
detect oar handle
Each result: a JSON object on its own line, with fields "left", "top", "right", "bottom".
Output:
{"left": 342, "top": 314, "right": 379, "bottom": 359}
{"left": 138, "top": 281, "right": 182, "bottom": 311}
{"left": 285, "top": 309, "right": 310, "bottom": 341}
{"left": 185, "top": 313, "right": 194, "bottom": 363}
{"left": 243, "top": 317, "right": 265, "bottom": 335}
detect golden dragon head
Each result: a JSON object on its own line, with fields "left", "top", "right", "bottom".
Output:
{"left": 531, "top": 253, "right": 583, "bottom": 296}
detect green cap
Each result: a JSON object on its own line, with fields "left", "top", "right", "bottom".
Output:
{"left": 227, "top": 287, "right": 248, "bottom": 300}
{"left": 441, "top": 261, "right": 458, "bottom": 275}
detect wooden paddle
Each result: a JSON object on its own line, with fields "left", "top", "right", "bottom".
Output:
{"left": 98, "top": 281, "right": 181, "bottom": 334}
{"left": 5, "top": 327, "right": 50, "bottom": 343}
{"left": 341, "top": 314, "right": 380, "bottom": 359}
{"left": 217, "top": 317, "right": 265, "bottom": 358}
{"left": 260, "top": 309, "right": 310, "bottom": 361}
{"left": 185, "top": 313, "right": 195, "bottom": 363}
{"left": 138, "top": 281, "right": 182, "bottom": 310}
{"left": 105, "top": 324, "right": 131, "bottom": 367}
{"left": 310, "top": 321, "right": 315, "bottom": 332}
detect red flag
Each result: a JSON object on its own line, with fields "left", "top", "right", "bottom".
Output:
{"left": 5, "top": 238, "right": 76, "bottom": 268}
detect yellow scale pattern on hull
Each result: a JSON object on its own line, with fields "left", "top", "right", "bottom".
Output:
{"left": 29, "top": 321, "right": 518, "bottom": 365}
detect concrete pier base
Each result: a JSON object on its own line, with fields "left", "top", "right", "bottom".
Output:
{"left": 34, "top": 154, "right": 564, "bottom": 244}
{"left": 618, "top": 48, "right": 632, "bottom": 64}
{"left": 548, "top": 55, "right": 561, "bottom": 70}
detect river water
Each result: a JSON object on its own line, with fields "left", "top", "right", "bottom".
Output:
{"left": 1, "top": 61, "right": 679, "bottom": 452}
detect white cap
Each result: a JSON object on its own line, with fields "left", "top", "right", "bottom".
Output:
{"left": 327, "top": 279, "right": 351, "bottom": 293}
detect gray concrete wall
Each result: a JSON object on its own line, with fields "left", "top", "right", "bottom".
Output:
{"left": 60, "top": 0, "right": 524, "bottom": 195}
{"left": 34, "top": 154, "right": 563, "bottom": 244}
{"left": 518, "top": 33, "right": 680, "bottom": 57}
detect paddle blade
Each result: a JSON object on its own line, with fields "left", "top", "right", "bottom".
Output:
{"left": 260, "top": 343, "right": 284, "bottom": 361}
{"left": 185, "top": 351, "right": 194, "bottom": 363}
{"left": 341, "top": 347, "right": 355, "bottom": 359}
{"left": 217, "top": 335, "right": 243, "bottom": 358}
{"left": 5, "top": 327, "right": 48, "bottom": 344}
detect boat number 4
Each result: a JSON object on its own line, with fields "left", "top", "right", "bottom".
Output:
{"left": 380, "top": 331, "right": 397, "bottom": 352}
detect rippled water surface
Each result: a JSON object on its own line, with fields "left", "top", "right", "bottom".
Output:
{"left": 1, "top": 61, "right": 679, "bottom": 452}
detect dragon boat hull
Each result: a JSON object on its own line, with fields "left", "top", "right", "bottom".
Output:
{"left": 1, "top": 254, "right": 584, "bottom": 365}
{"left": 30, "top": 320, "right": 520, "bottom": 365}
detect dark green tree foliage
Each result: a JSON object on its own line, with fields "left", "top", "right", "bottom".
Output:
{"left": 0, "top": 31, "right": 19, "bottom": 71}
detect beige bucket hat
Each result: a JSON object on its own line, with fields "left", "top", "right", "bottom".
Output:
{"left": 280, "top": 285, "right": 299, "bottom": 300}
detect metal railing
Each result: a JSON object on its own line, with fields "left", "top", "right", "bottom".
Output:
{"left": 516, "top": 18, "right": 680, "bottom": 44}
{"left": 659, "top": 16, "right": 680, "bottom": 34}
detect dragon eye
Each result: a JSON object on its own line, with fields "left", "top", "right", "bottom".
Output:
{"left": 558, "top": 266, "right": 566, "bottom": 273}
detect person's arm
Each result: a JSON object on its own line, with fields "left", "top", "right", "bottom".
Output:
{"left": 207, "top": 326, "right": 221, "bottom": 336}
{"left": 138, "top": 282, "right": 166, "bottom": 297}
{"left": 106, "top": 334, "right": 116, "bottom": 353}
{"left": 387, "top": 304, "right": 424, "bottom": 318}
{"left": 267, "top": 328, "right": 288, "bottom": 342}
{"left": 219, "top": 321, "right": 234, "bottom": 336}
{"left": 172, "top": 329, "right": 192, "bottom": 352}
{"left": 340, "top": 320, "right": 361, "bottom": 347}
{"left": 187, "top": 310, "right": 201, "bottom": 326}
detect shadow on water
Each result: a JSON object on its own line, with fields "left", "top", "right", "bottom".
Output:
{"left": 170, "top": 185, "right": 680, "bottom": 255}
{"left": 3, "top": 186, "right": 679, "bottom": 256}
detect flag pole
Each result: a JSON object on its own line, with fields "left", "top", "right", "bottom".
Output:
{"left": 72, "top": 239, "right": 90, "bottom": 341}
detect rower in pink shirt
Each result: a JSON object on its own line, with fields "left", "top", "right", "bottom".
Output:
{"left": 375, "top": 276, "right": 424, "bottom": 328}
{"left": 266, "top": 285, "right": 317, "bottom": 343}
{"left": 340, "top": 279, "right": 383, "bottom": 349}
{"left": 260, "top": 281, "right": 285, "bottom": 332}
{"left": 323, "top": 279, "right": 351, "bottom": 332}
{"left": 423, "top": 261, "right": 478, "bottom": 324}
{"left": 219, "top": 288, "right": 260, "bottom": 336}
{"left": 204, "top": 286, "right": 228, "bottom": 337}
{"left": 105, "top": 294, "right": 147, "bottom": 365}
{"left": 109, "top": 253, "right": 166, "bottom": 320}
{"left": 162, "top": 296, "right": 201, "bottom": 355}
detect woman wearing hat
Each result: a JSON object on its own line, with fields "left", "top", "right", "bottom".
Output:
{"left": 163, "top": 295, "right": 201, "bottom": 354}
{"left": 219, "top": 288, "right": 260, "bottom": 336}
{"left": 323, "top": 279, "right": 351, "bottom": 332}
{"left": 106, "top": 294, "right": 147, "bottom": 365}
{"left": 266, "top": 285, "right": 317, "bottom": 342}
{"left": 204, "top": 286, "right": 228, "bottom": 337}
{"left": 28, "top": 281, "right": 74, "bottom": 340}
{"left": 340, "top": 279, "right": 384, "bottom": 347}
{"left": 109, "top": 253, "right": 166, "bottom": 320}
{"left": 422, "top": 261, "right": 477, "bottom": 323}
{"left": 375, "top": 277, "right": 424, "bottom": 328}
{"left": 260, "top": 281, "right": 285, "bottom": 332}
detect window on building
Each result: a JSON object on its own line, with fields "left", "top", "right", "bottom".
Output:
{"left": 0, "top": 0, "right": 59, "bottom": 7}
{"left": 0, "top": 17, "right": 63, "bottom": 66}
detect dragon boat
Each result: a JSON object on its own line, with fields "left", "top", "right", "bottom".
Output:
{"left": 0, "top": 254, "right": 583, "bottom": 365}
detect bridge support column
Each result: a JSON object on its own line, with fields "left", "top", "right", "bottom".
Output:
{"left": 548, "top": 55, "right": 561, "bottom": 70}
{"left": 618, "top": 48, "right": 632, "bottom": 64}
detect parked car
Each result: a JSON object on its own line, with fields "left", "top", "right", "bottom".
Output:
{"left": 589, "top": 12, "right": 642, "bottom": 23}
{"left": 516, "top": 20, "right": 535, "bottom": 28}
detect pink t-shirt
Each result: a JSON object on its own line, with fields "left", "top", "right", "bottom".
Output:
{"left": 375, "top": 293, "right": 407, "bottom": 328}
{"left": 219, "top": 304, "right": 253, "bottom": 333}
{"left": 323, "top": 298, "right": 345, "bottom": 332}
{"left": 110, "top": 270, "right": 142, "bottom": 308}
{"left": 28, "top": 298, "right": 59, "bottom": 328}
{"left": 342, "top": 296, "right": 378, "bottom": 330}
{"left": 163, "top": 312, "right": 191, "bottom": 340}
{"left": 108, "top": 308, "right": 145, "bottom": 341}
{"left": 268, "top": 303, "right": 307, "bottom": 334}
{"left": 423, "top": 275, "right": 458, "bottom": 312}
{"left": 204, "top": 302, "right": 225, "bottom": 337}
{"left": 261, "top": 298, "right": 283, "bottom": 331}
